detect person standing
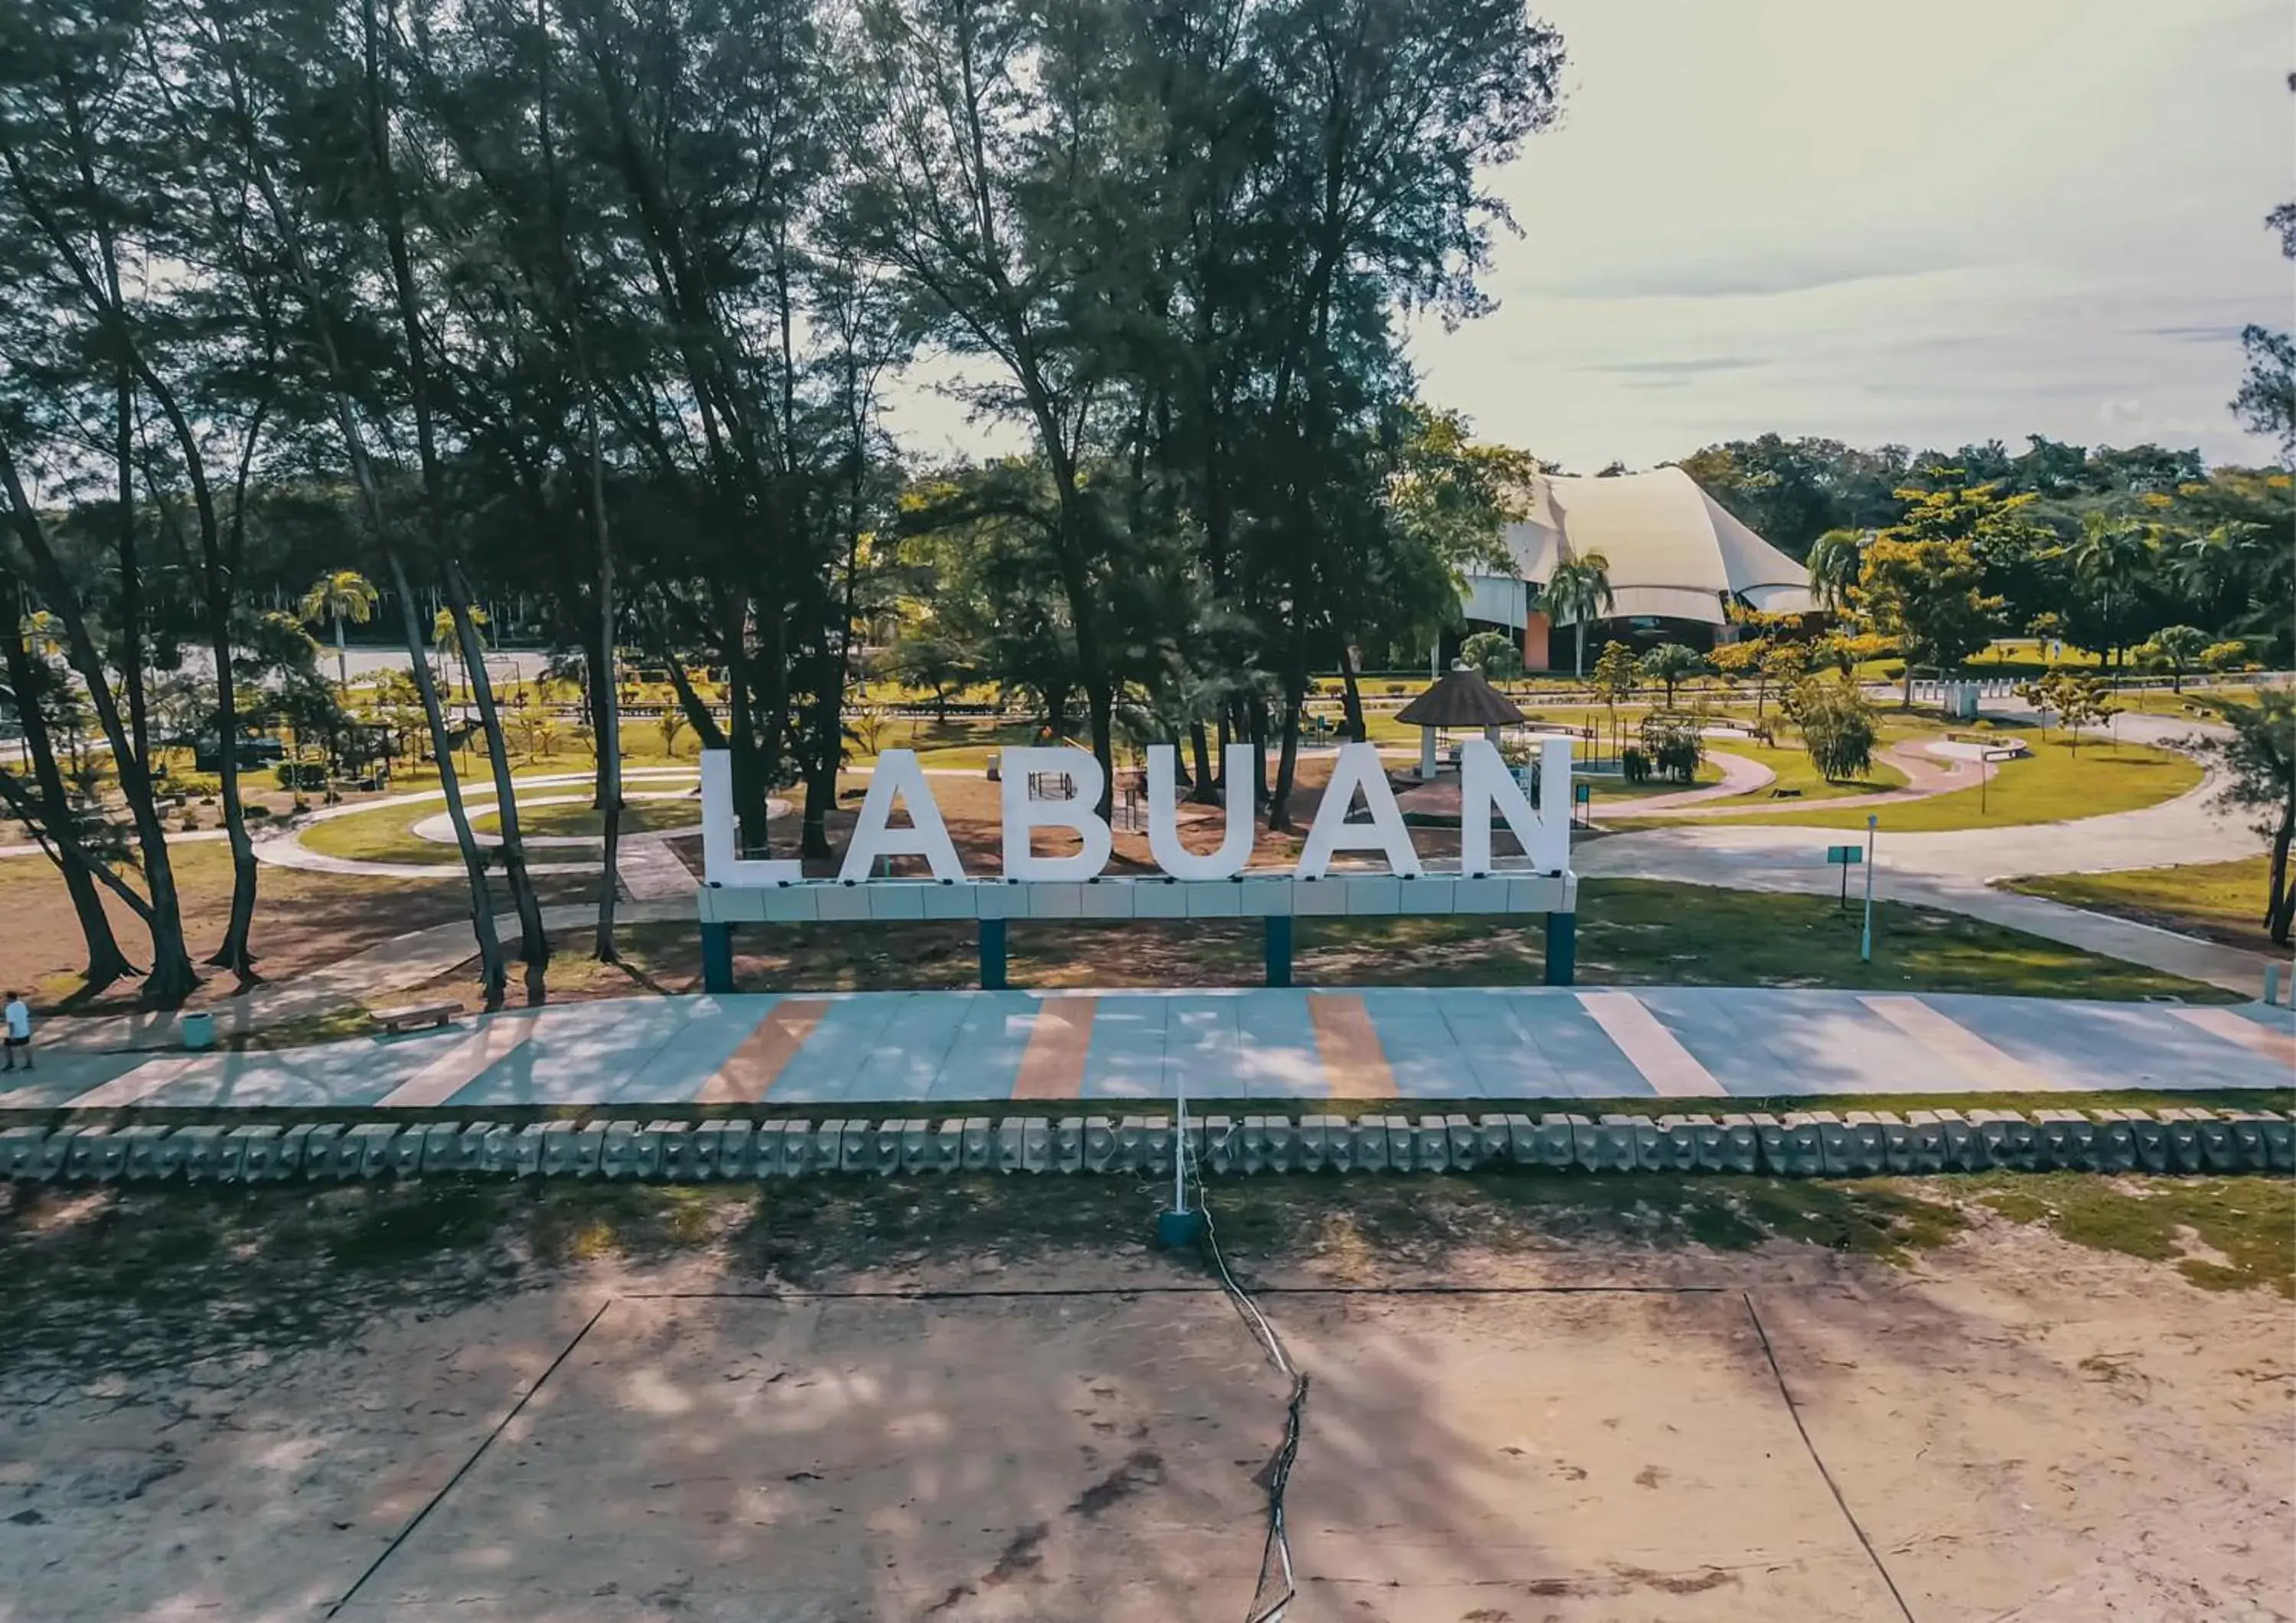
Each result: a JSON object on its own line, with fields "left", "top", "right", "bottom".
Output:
{"left": 2, "top": 991, "right": 30, "bottom": 1073}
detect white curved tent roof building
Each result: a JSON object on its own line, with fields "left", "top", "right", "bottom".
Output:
{"left": 1460, "top": 465, "right": 1815, "bottom": 634}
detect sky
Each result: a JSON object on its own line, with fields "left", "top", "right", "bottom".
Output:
{"left": 885, "top": 0, "right": 2295, "bottom": 473}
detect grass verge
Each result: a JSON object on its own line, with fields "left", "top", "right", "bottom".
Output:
{"left": 1701, "top": 730, "right": 2200, "bottom": 832}
{"left": 363, "top": 878, "right": 2232, "bottom": 1011}
{"left": 1972, "top": 1173, "right": 2294, "bottom": 1296}
{"left": 2004, "top": 856, "right": 2285, "bottom": 958}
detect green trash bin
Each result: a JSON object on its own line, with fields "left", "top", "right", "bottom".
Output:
{"left": 181, "top": 1011, "right": 216, "bottom": 1051}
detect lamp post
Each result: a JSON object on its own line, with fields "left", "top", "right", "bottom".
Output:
{"left": 1859, "top": 813, "right": 1878, "bottom": 963}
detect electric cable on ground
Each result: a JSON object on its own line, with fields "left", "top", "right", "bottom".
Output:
{"left": 1182, "top": 1128, "right": 1309, "bottom": 1623}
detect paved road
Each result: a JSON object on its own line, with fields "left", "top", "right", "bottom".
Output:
{"left": 8, "top": 985, "right": 2289, "bottom": 1112}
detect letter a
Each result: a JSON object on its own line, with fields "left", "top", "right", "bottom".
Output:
{"left": 1294, "top": 742, "right": 1421, "bottom": 879}
{"left": 840, "top": 749, "right": 967, "bottom": 880}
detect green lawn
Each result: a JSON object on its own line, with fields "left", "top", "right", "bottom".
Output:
{"left": 469, "top": 799, "right": 699, "bottom": 838}
{"left": 2105, "top": 687, "right": 2255, "bottom": 720}
{"left": 1698, "top": 730, "right": 2199, "bottom": 832}
{"left": 2005, "top": 854, "right": 2283, "bottom": 956}
{"left": 298, "top": 803, "right": 463, "bottom": 866}
{"left": 468, "top": 876, "right": 2232, "bottom": 1006}
{"left": 1577, "top": 759, "right": 1729, "bottom": 804}
{"left": 1695, "top": 740, "right": 1910, "bottom": 806}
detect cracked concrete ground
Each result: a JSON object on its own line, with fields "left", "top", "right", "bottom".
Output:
{"left": 0, "top": 1221, "right": 2289, "bottom": 1622}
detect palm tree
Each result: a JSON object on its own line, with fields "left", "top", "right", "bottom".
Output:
{"left": 1541, "top": 550, "right": 1615, "bottom": 678}
{"left": 1639, "top": 642, "right": 1704, "bottom": 709}
{"left": 1805, "top": 528, "right": 1867, "bottom": 613}
{"left": 431, "top": 605, "right": 490, "bottom": 704}
{"left": 2069, "top": 512, "right": 2155, "bottom": 671}
{"left": 2167, "top": 522, "right": 2257, "bottom": 621}
{"left": 298, "top": 570, "right": 380, "bottom": 695}
{"left": 2142, "top": 625, "right": 2212, "bottom": 694}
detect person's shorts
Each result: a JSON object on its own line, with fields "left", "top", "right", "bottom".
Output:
{"left": 3, "top": 1035, "right": 27, "bottom": 1048}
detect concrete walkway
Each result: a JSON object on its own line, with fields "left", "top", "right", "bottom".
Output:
{"left": 7, "top": 986, "right": 2289, "bottom": 1113}
{"left": 0, "top": 826, "right": 228, "bottom": 862}
{"left": 1603, "top": 748, "right": 1775, "bottom": 812}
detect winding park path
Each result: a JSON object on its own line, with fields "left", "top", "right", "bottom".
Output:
{"left": 250, "top": 767, "right": 707, "bottom": 882}
{"left": 1578, "top": 712, "right": 2272, "bottom": 994}
{"left": 1624, "top": 736, "right": 2003, "bottom": 820}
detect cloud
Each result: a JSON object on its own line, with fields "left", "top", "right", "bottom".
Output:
{"left": 1575, "top": 357, "right": 1766, "bottom": 379}
{"left": 2148, "top": 323, "right": 2249, "bottom": 343}
{"left": 1531, "top": 257, "right": 1968, "bottom": 302}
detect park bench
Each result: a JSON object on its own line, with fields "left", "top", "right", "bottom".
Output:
{"left": 1769, "top": 787, "right": 1802, "bottom": 798}
{"left": 373, "top": 1001, "right": 459, "bottom": 1037}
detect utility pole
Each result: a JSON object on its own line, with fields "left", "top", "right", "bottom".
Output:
{"left": 1859, "top": 813, "right": 1878, "bottom": 963}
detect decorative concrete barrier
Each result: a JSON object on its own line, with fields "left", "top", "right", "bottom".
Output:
{"left": 2, "top": 1106, "right": 2288, "bottom": 1187}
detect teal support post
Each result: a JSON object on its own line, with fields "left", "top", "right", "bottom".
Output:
{"left": 979, "top": 919, "right": 1008, "bottom": 990}
{"left": 701, "top": 923, "right": 735, "bottom": 994}
{"left": 1264, "top": 916, "right": 1294, "bottom": 988}
{"left": 1543, "top": 911, "right": 1576, "bottom": 986}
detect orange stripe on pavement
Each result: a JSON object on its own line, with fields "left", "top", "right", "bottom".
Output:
{"left": 1015, "top": 991, "right": 1102, "bottom": 1106}
{"left": 1308, "top": 993, "right": 1394, "bottom": 1099}
{"left": 2171, "top": 1005, "right": 2296, "bottom": 1070}
{"left": 1010, "top": 997, "right": 1097, "bottom": 1100}
{"left": 1576, "top": 992, "right": 1725, "bottom": 1097}
{"left": 1860, "top": 995, "right": 2066, "bottom": 1091}
{"left": 376, "top": 1015, "right": 540, "bottom": 1109}
{"left": 696, "top": 999, "right": 830, "bottom": 1104}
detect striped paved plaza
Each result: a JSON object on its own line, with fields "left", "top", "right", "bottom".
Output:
{"left": 5, "top": 987, "right": 2288, "bottom": 1112}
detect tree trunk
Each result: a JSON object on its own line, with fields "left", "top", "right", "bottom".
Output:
{"left": 2269, "top": 800, "right": 2294, "bottom": 948}
{"left": 0, "top": 603, "right": 135, "bottom": 988}
{"left": 0, "top": 454, "right": 192, "bottom": 1003}
{"left": 806, "top": 508, "right": 866, "bottom": 860}
{"left": 1339, "top": 647, "right": 1367, "bottom": 743}
{"left": 1574, "top": 622, "right": 1587, "bottom": 681}
{"left": 718, "top": 587, "right": 771, "bottom": 851}
{"left": 444, "top": 560, "right": 550, "bottom": 1003}
{"left": 1269, "top": 684, "right": 1306, "bottom": 834}
{"left": 585, "top": 378, "right": 622, "bottom": 964}
{"left": 335, "top": 615, "right": 350, "bottom": 694}
{"left": 223, "top": 55, "right": 514, "bottom": 1006}
{"left": 1188, "top": 721, "right": 1217, "bottom": 805}
{"left": 1087, "top": 677, "right": 1116, "bottom": 822}
{"left": 388, "top": 558, "right": 510, "bottom": 1007}
{"left": 582, "top": 629, "right": 612, "bottom": 808}
{"left": 207, "top": 608, "right": 261, "bottom": 981}
{"left": 801, "top": 659, "right": 842, "bottom": 862}
{"left": 1249, "top": 699, "right": 1271, "bottom": 814}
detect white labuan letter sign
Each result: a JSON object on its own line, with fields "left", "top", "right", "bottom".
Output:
{"left": 701, "top": 737, "right": 1572, "bottom": 904}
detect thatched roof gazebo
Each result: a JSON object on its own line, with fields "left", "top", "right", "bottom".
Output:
{"left": 1396, "top": 663, "right": 1525, "bottom": 779}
